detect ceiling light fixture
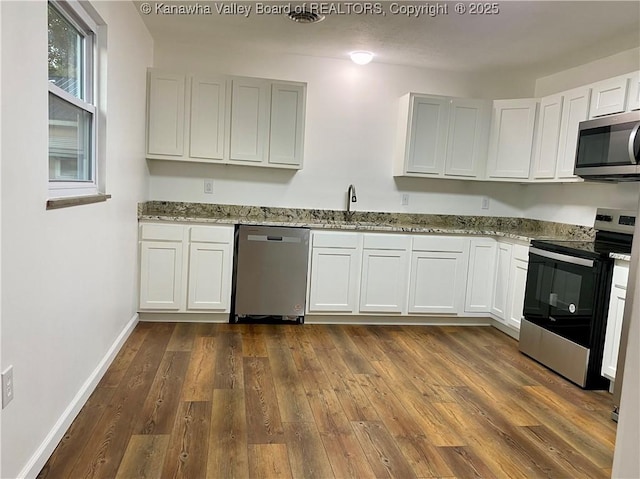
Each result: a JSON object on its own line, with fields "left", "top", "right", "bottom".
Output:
{"left": 350, "top": 51, "right": 374, "bottom": 65}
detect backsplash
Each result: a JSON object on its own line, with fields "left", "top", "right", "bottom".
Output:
{"left": 139, "top": 201, "right": 596, "bottom": 241}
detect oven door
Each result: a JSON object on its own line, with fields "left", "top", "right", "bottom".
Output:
{"left": 523, "top": 247, "right": 597, "bottom": 347}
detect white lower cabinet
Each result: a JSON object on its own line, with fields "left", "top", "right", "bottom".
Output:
{"left": 408, "top": 237, "right": 469, "bottom": 314}
{"left": 490, "top": 242, "right": 512, "bottom": 319}
{"left": 601, "top": 261, "right": 629, "bottom": 381}
{"left": 140, "top": 240, "right": 184, "bottom": 310}
{"left": 506, "top": 247, "right": 529, "bottom": 330}
{"left": 139, "top": 223, "right": 234, "bottom": 312}
{"left": 491, "top": 240, "right": 529, "bottom": 330}
{"left": 308, "top": 232, "right": 362, "bottom": 313}
{"left": 187, "top": 243, "right": 232, "bottom": 311}
{"left": 465, "top": 238, "right": 497, "bottom": 313}
{"left": 359, "top": 234, "right": 410, "bottom": 313}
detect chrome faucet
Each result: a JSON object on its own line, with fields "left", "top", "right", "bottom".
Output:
{"left": 347, "top": 184, "right": 357, "bottom": 214}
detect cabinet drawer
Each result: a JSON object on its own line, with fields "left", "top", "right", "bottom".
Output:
{"left": 511, "top": 243, "right": 529, "bottom": 262}
{"left": 363, "top": 233, "right": 410, "bottom": 250}
{"left": 412, "top": 235, "right": 467, "bottom": 252}
{"left": 140, "top": 223, "right": 184, "bottom": 241}
{"left": 613, "top": 263, "right": 629, "bottom": 289}
{"left": 312, "top": 231, "right": 360, "bottom": 249}
{"left": 189, "top": 225, "right": 233, "bottom": 244}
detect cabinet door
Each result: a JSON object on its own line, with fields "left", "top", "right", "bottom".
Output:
{"left": 230, "top": 78, "right": 270, "bottom": 163}
{"left": 465, "top": 239, "right": 497, "bottom": 313}
{"left": 406, "top": 95, "right": 449, "bottom": 175}
{"left": 269, "top": 82, "right": 305, "bottom": 168}
{"left": 187, "top": 243, "right": 231, "bottom": 311}
{"left": 506, "top": 257, "right": 528, "bottom": 330}
{"left": 487, "top": 99, "right": 538, "bottom": 179}
{"left": 491, "top": 242, "right": 512, "bottom": 321}
{"left": 308, "top": 248, "right": 361, "bottom": 313}
{"left": 602, "top": 264, "right": 629, "bottom": 380}
{"left": 444, "top": 99, "right": 490, "bottom": 178}
{"left": 359, "top": 249, "right": 409, "bottom": 313}
{"left": 147, "top": 71, "right": 186, "bottom": 157}
{"left": 139, "top": 241, "right": 183, "bottom": 310}
{"left": 532, "top": 94, "right": 563, "bottom": 179}
{"left": 190, "top": 75, "right": 227, "bottom": 160}
{"left": 589, "top": 75, "right": 629, "bottom": 118}
{"left": 627, "top": 71, "right": 640, "bottom": 111}
{"left": 408, "top": 251, "right": 465, "bottom": 314}
{"left": 556, "top": 87, "right": 591, "bottom": 178}
{"left": 602, "top": 285, "right": 626, "bottom": 380}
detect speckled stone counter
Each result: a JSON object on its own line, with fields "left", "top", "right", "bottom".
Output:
{"left": 610, "top": 252, "right": 632, "bottom": 261}
{"left": 138, "top": 201, "right": 595, "bottom": 242}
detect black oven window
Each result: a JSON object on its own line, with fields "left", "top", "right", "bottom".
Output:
{"left": 524, "top": 253, "right": 597, "bottom": 347}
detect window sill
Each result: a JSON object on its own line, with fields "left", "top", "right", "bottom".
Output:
{"left": 46, "top": 193, "right": 112, "bottom": 210}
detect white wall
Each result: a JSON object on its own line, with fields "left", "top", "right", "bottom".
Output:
{"left": 0, "top": 2, "right": 152, "bottom": 477}
{"left": 535, "top": 47, "right": 640, "bottom": 98}
{"left": 149, "top": 42, "right": 535, "bottom": 218}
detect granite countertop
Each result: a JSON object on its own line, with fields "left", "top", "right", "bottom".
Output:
{"left": 138, "top": 201, "right": 596, "bottom": 242}
{"left": 610, "top": 252, "right": 632, "bottom": 261}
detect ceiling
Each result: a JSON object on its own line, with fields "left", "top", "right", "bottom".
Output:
{"left": 137, "top": 1, "right": 640, "bottom": 76}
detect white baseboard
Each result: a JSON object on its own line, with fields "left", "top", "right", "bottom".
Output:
{"left": 306, "top": 314, "right": 493, "bottom": 326}
{"left": 138, "top": 312, "right": 229, "bottom": 323}
{"left": 18, "top": 313, "right": 139, "bottom": 479}
{"left": 490, "top": 318, "right": 520, "bottom": 340}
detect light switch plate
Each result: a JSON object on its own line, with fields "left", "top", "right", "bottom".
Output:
{"left": 2, "top": 366, "right": 14, "bottom": 408}
{"left": 204, "top": 179, "right": 214, "bottom": 194}
{"left": 401, "top": 194, "right": 410, "bottom": 206}
{"left": 481, "top": 197, "right": 490, "bottom": 210}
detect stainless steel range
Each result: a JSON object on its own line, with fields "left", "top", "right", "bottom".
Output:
{"left": 520, "top": 208, "right": 635, "bottom": 389}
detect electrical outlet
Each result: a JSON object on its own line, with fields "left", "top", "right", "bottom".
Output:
{"left": 2, "top": 366, "right": 14, "bottom": 408}
{"left": 481, "top": 196, "right": 490, "bottom": 210}
{"left": 204, "top": 179, "right": 214, "bottom": 194}
{"left": 401, "top": 194, "right": 410, "bottom": 206}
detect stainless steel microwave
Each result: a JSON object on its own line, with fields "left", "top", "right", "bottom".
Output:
{"left": 574, "top": 110, "right": 640, "bottom": 181}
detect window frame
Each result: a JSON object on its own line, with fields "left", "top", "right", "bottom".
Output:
{"left": 47, "top": 0, "right": 104, "bottom": 199}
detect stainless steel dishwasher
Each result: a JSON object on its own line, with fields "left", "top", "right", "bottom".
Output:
{"left": 232, "top": 225, "right": 310, "bottom": 324}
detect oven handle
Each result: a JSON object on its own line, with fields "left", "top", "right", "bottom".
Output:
{"left": 529, "top": 247, "right": 594, "bottom": 268}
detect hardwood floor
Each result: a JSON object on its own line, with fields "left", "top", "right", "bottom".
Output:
{"left": 38, "top": 322, "right": 616, "bottom": 478}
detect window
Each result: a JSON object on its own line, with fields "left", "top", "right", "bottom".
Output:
{"left": 48, "top": 1, "right": 102, "bottom": 198}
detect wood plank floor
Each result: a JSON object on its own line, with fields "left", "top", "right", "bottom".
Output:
{"left": 38, "top": 322, "right": 616, "bottom": 479}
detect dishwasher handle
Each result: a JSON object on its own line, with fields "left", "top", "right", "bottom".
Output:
{"left": 247, "top": 234, "right": 302, "bottom": 244}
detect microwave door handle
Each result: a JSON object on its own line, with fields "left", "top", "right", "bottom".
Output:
{"left": 629, "top": 122, "right": 640, "bottom": 163}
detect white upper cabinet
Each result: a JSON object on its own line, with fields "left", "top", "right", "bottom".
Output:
{"left": 269, "top": 82, "right": 306, "bottom": 167}
{"left": 532, "top": 94, "right": 563, "bottom": 179}
{"left": 395, "top": 94, "right": 490, "bottom": 179}
{"left": 228, "top": 78, "right": 306, "bottom": 169}
{"left": 146, "top": 69, "right": 306, "bottom": 169}
{"left": 555, "top": 86, "right": 591, "bottom": 179}
{"left": 230, "top": 77, "right": 270, "bottom": 164}
{"left": 445, "top": 99, "right": 491, "bottom": 178}
{"left": 189, "top": 75, "right": 228, "bottom": 161}
{"left": 147, "top": 71, "right": 186, "bottom": 157}
{"left": 406, "top": 94, "right": 450, "bottom": 175}
{"left": 589, "top": 74, "right": 629, "bottom": 118}
{"left": 627, "top": 71, "right": 640, "bottom": 111}
{"left": 487, "top": 99, "right": 538, "bottom": 179}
